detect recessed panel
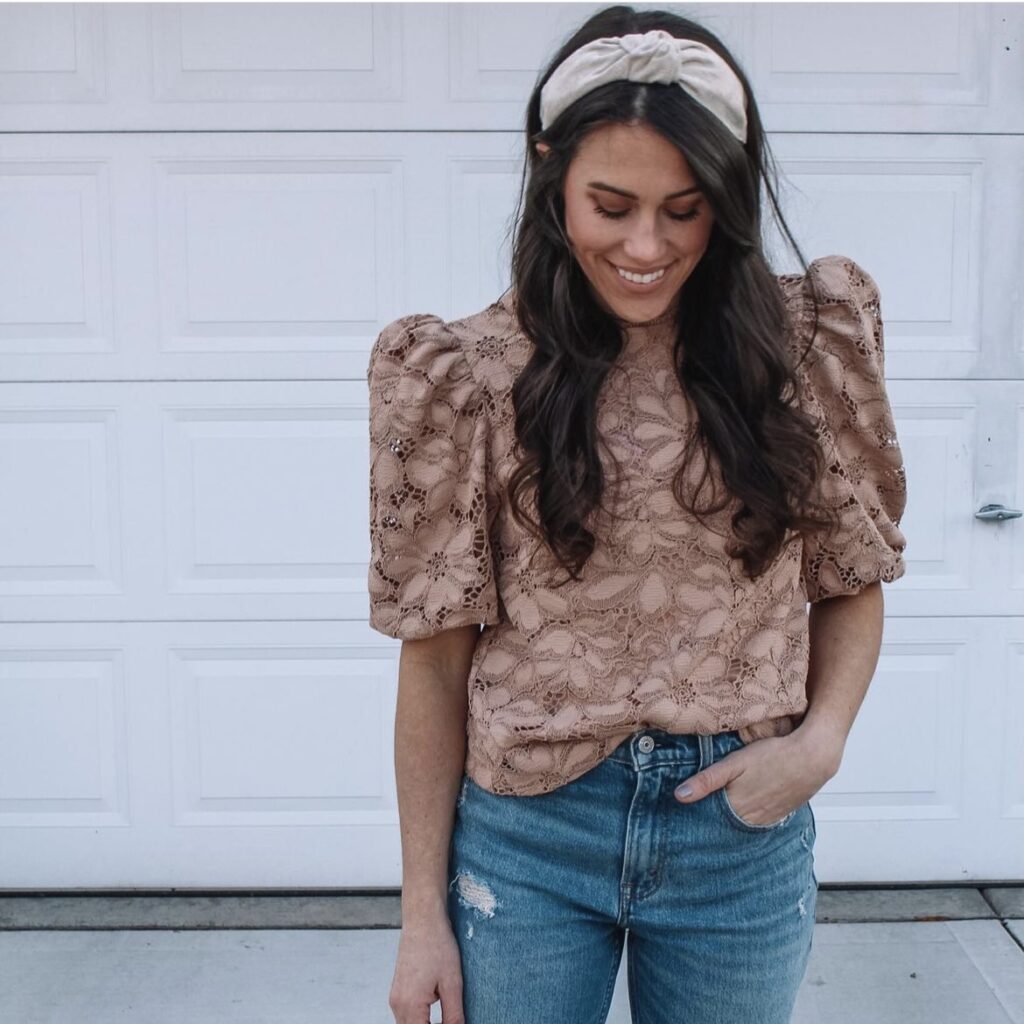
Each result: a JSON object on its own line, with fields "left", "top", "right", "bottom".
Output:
{"left": 1003, "top": 642, "right": 1024, "bottom": 818}
{"left": 157, "top": 159, "right": 401, "bottom": 351}
{"left": 778, "top": 162, "right": 979, "bottom": 352}
{"left": 449, "top": 157, "right": 522, "bottom": 307}
{"left": 888, "top": 401, "right": 974, "bottom": 590}
{"left": 171, "top": 648, "right": 391, "bottom": 825}
{"left": 152, "top": 3, "right": 400, "bottom": 103}
{"left": 0, "top": 410, "right": 121, "bottom": 594}
{"left": 0, "top": 4, "right": 104, "bottom": 103}
{"left": 0, "top": 165, "right": 112, "bottom": 354}
{"left": 163, "top": 404, "right": 368, "bottom": 592}
{"left": 0, "top": 651, "right": 127, "bottom": 825}
{"left": 1013, "top": 404, "right": 1024, "bottom": 592}
{"left": 758, "top": 3, "right": 988, "bottom": 106}
{"left": 820, "top": 642, "right": 966, "bottom": 819}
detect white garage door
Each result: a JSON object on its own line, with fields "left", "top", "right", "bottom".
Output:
{"left": 0, "top": 3, "right": 1021, "bottom": 887}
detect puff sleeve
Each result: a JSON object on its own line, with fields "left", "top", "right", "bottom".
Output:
{"left": 366, "top": 313, "right": 501, "bottom": 639}
{"left": 788, "top": 255, "right": 908, "bottom": 603}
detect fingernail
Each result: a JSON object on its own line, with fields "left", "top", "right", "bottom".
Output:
{"left": 675, "top": 784, "right": 692, "bottom": 798}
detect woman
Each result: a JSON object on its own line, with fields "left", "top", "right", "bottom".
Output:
{"left": 368, "top": 7, "right": 907, "bottom": 1024}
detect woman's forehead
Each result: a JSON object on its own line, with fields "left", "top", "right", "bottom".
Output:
{"left": 567, "top": 130, "right": 697, "bottom": 194}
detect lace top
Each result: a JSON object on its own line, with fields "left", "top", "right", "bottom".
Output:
{"left": 366, "top": 254, "right": 908, "bottom": 796}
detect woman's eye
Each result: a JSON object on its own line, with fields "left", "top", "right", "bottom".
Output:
{"left": 592, "top": 204, "right": 628, "bottom": 219}
{"left": 669, "top": 208, "right": 701, "bottom": 222}
{"left": 591, "top": 203, "right": 700, "bottom": 222}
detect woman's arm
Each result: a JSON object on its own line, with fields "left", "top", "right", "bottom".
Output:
{"left": 394, "top": 624, "right": 479, "bottom": 923}
{"left": 792, "top": 580, "right": 885, "bottom": 775}
{"left": 388, "top": 625, "right": 478, "bottom": 1022}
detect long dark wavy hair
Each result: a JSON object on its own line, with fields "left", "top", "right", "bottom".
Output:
{"left": 504, "top": 4, "right": 839, "bottom": 586}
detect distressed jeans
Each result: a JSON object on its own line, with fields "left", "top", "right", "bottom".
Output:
{"left": 446, "top": 728, "right": 818, "bottom": 1024}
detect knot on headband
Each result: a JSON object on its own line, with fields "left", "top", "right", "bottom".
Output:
{"left": 539, "top": 29, "right": 747, "bottom": 144}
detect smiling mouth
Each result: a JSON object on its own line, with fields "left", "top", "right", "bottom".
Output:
{"left": 608, "top": 258, "right": 677, "bottom": 285}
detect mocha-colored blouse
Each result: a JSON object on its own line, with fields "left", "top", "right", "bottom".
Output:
{"left": 366, "top": 254, "right": 907, "bottom": 797}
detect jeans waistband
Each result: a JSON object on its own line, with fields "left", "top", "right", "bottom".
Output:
{"left": 604, "top": 728, "right": 743, "bottom": 769}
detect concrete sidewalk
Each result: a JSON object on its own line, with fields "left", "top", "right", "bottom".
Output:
{"left": 0, "top": 887, "right": 1022, "bottom": 1023}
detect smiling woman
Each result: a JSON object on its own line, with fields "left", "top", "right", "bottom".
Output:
{"left": 505, "top": 19, "right": 850, "bottom": 593}
{"left": 541, "top": 122, "right": 714, "bottom": 318}
{"left": 373, "top": 5, "right": 908, "bottom": 1024}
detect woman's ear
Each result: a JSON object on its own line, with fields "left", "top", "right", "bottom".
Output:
{"left": 534, "top": 141, "right": 551, "bottom": 158}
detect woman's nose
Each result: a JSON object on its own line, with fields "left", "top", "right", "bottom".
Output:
{"left": 622, "top": 237, "right": 670, "bottom": 264}
{"left": 621, "top": 220, "right": 671, "bottom": 263}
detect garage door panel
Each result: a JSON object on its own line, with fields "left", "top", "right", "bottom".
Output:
{"left": 816, "top": 616, "right": 1023, "bottom": 881}
{"left": 0, "top": 157, "right": 114, "bottom": 357}
{"left": 1, "top": 617, "right": 1019, "bottom": 885}
{"left": 881, "top": 379, "right": 1017, "bottom": 617}
{"left": 169, "top": 646, "right": 388, "bottom": 827}
{"left": 1, "top": 5, "right": 1021, "bottom": 133}
{"left": 829, "top": 638, "right": 966, "bottom": 818}
{"left": 155, "top": 156, "right": 404, "bottom": 354}
{"left": 151, "top": 2, "right": 403, "bottom": 106}
{"left": 0, "top": 620, "right": 400, "bottom": 888}
{"left": 751, "top": 2, "right": 993, "bottom": 112}
{"left": 4, "top": 379, "right": 1011, "bottom": 623}
{"left": 0, "top": 401, "right": 122, "bottom": 599}
{"left": 0, "top": 645, "right": 128, "bottom": 829}
{"left": 770, "top": 133, "right": 1023, "bottom": 380}
{"left": 0, "top": 2, "right": 105, "bottom": 107}
{"left": 2, "top": 131, "right": 1019, "bottom": 382}
{"left": 1003, "top": 636, "right": 1024, "bottom": 828}
{"left": 0, "top": 132, "right": 525, "bottom": 382}
{"left": 0, "top": 380, "right": 372, "bottom": 622}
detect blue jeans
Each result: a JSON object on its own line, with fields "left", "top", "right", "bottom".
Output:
{"left": 446, "top": 728, "right": 818, "bottom": 1024}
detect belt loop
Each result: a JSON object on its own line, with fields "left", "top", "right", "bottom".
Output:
{"left": 698, "top": 733, "right": 712, "bottom": 771}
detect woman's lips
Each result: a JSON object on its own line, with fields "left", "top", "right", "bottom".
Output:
{"left": 607, "top": 258, "right": 676, "bottom": 293}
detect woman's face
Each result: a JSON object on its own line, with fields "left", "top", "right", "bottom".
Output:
{"left": 540, "top": 121, "right": 715, "bottom": 323}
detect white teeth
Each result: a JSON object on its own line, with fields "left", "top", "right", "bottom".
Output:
{"left": 616, "top": 265, "right": 666, "bottom": 284}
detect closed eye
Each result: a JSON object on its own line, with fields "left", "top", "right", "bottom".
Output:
{"left": 592, "top": 203, "right": 701, "bottom": 222}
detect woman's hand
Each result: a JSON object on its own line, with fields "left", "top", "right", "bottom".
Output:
{"left": 389, "top": 912, "right": 464, "bottom": 1024}
{"left": 672, "top": 726, "right": 842, "bottom": 826}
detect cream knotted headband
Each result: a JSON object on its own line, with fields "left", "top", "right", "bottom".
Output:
{"left": 539, "top": 29, "right": 747, "bottom": 144}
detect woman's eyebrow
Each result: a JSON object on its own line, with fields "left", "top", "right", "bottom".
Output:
{"left": 587, "top": 181, "right": 702, "bottom": 200}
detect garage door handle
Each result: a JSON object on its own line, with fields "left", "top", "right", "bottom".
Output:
{"left": 974, "top": 503, "right": 1022, "bottom": 521}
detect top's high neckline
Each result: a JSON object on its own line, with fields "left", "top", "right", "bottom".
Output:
{"left": 497, "top": 287, "right": 677, "bottom": 331}
{"left": 612, "top": 307, "right": 677, "bottom": 329}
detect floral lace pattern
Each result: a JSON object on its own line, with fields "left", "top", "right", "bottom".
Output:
{"left": 367, "top": 254, "right": 907, "bottom": 796}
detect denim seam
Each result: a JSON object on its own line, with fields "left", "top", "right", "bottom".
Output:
{"left": 636, "top": 778, "right": 670, "bottom": 899}
{"left": 617, "top": 770, "right": 647, "bottom": 928}
{"left": 606, "top": 756, "right": 699, "bottom": 769}
{"left": 650, "top": 807, "right": 667, "bottom": 895}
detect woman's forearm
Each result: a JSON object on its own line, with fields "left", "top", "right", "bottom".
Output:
{"left": 794, "top": 580, "right": 885, "bottom": 774}
{"left": 393, "top": 634, "right": 474, "bottom": 925}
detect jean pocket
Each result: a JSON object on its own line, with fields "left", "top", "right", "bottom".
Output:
{"left": 717, "top": 784, "right": 799, "bottom": 833}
